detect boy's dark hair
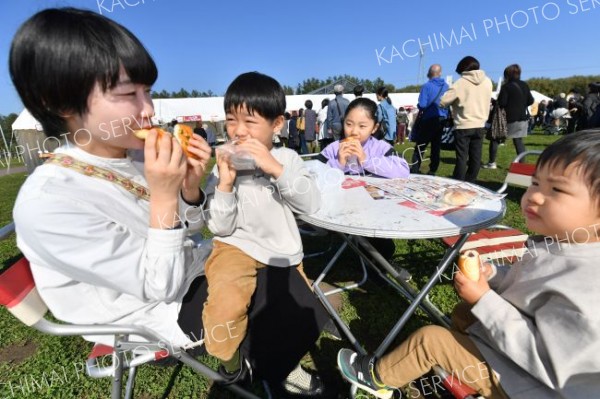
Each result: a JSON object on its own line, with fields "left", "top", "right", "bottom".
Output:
{"left": 345, "top": 97, "right": 378, "bottom": 123}
{"left": 353, "top": 85, "right": 364, "bottom": 97}
{"left": 455, "top": 56, "right": 480, "bottom": 74}
{"left": 536, "top": 129, "right": 600, "bottom": 207}
{"left": 321, "top": 98, "right": 330, "bottom": 108}
{"left": 9, "top": 8, "right": 158, "bottom": 139}
{"left": 224, "top": 72, "right": 285, "bottom": 121}
{"left": 305, "top": 99, "right": 313, "bottom": 109}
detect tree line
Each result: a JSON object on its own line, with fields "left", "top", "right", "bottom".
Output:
{"left": 149, "top": 74, "right": 600, "bottom": 99}
{"left": 293, "top": 75, "right": 394, "bottom": 94}
{"left": 396, "top": 75, "right": 600, "bottom": 98}
{"left": 149, "top": 75, "right": 395, "bottom": 98}
{"left": 150, "top": 87, "right": 296, "bottom": 98}
{"left": 3, "top": 73, "right": 597, "bottom": 151}
{"left": 151, "top": 89, "right": 218, "bottom": 99}
{"left": 525, "top": 75, "right": 600, "bottom": 98}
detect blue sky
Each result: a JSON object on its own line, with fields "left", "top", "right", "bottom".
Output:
{"left": 1, "top": 0, "right": 599, "bottom": 115}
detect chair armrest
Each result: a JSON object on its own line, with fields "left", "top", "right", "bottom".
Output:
{"left": 32, "top": 318, "right": 164, "bottom": 343}
{"left": 0, "top": 222, "right": 15, "bottom": 241}
{"left": 513, "top": 150, "right": 542, "bottom": 164}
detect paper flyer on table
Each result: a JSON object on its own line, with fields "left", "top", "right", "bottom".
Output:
{"left": 371, "top": 178, "right": 505, "bottom": 214}
{"left": 343, "top": 177, "right": 505, "bottom": 215}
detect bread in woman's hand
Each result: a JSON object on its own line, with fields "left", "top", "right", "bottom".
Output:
{"left": 458, "top": 250, "right": 480, "bottom": 281}
{"left": 133, "top": 125, "right": 197, "bottom": 159}
{"left": 442, "top": 188, "right": 477, "bottom": 206}
{"left": 133, "top": 127, "right": 166, "bottom": 140}
{"left": 173, "top": 124, "right": 196, "bottom": 159}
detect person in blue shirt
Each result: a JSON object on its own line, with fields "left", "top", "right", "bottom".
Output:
{"left": 375, "top": 87, "right": 397, "bottom": 146}
{"left": 411, "top": 64, "right": 449, "bottom": 175}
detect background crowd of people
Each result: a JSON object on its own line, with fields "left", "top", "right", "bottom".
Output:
{"left": 272, "top": 59, "right": 600, "bottom": 186}
{"left": 274, "top": 84, "right": 424, "bottom": 156}
{"left": 529, "top": 82, "right": 600, "bottom": 135}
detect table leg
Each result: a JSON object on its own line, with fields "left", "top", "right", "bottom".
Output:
{"left": 312, "top": 240, "right": 368, "bottom": 355}
{"left": 373, "top": 233, "right": 470, "bottom": 359}
{"left": 348, "top": 236, "right": 450, "bottom": 326}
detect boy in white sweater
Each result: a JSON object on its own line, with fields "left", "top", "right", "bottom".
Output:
{"left": 203, "top": 72, "right": 321, "bottom": 383}
{"left": 338, "top": 130, "right": 600, "bottom": 399}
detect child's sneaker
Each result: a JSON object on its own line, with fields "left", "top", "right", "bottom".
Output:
{"left": 217, "top": 356, "right": 252, "bottom": 386}
{"left": 337, "top": 349, "right": 394, "bottom": 399}
{"left": 482, "top": 162, "right": 497, "bottom": 169}
{"left": 264, "top": 364, "right": 328, "bottom": 398}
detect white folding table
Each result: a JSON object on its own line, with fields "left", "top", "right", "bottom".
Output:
{"left": 299, "top": 174, "right": 506, "bottom": 359}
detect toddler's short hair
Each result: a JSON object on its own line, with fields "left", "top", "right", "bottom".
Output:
{"left": 537, "top": 129, "right": 600, "bottom": 206}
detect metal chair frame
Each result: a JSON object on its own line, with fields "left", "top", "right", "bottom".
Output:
{"left": 0, "top": 222, "right": 260, "bottom": 399}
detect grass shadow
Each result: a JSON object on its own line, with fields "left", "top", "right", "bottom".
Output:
{"left": 158, "top": 362, "right": 184, "bottom": 399}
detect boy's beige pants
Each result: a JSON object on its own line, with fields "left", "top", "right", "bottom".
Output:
{"left": 202, "top": 240, "right": 310, "bottom": 362}
{"left": 377, "top": 302, "right": 509, "bottom": 399}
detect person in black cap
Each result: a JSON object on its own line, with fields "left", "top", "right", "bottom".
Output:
{"left": 353, "top": 84, "right": 364, "bottom": 98}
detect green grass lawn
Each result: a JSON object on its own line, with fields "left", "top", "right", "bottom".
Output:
{"left": 0, "top": 154, "right": 25, "bottom": 170}
{"left": 0, "top": 131, "right": 560, "bottom": 398}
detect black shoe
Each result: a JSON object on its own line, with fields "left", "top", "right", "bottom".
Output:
{"left": 217, "top": 356, "right": 252, "bottom": 386}
{"left": 265, "top": 366, "right": 328, "bottom": 398}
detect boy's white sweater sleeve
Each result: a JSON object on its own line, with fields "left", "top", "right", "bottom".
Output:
{"left": 203, "top": 172, "right": 239, "bottom": 236}
{"left": 271, "top": 154, "right": 321, "bottom": 215}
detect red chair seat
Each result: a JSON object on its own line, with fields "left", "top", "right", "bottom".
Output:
{"left": 88, "top": 343, "right": 115, "bottom": 359}
{"left": 443, "top": 151, "right": 541, "bottom": 264}
{"left": 0, "top": 257, "right": 35, "bottom": 308}
{"left": 442, "top": 228, "right": 529, "bottom": 263}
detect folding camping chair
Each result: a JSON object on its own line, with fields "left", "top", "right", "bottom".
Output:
{"left": 0, "top": 222, "right": 260, "bottom": 399}
{"left": 442, "top": 150, "right": 542, "bottom": 263}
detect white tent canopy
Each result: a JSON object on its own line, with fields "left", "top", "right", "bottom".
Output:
{"left": 12, "top": 93, "right": 422, "bottom": 131}
{"left": 530, "top": 90, "right": 552, "bottom": 104}
{"left": 12, "top": 109, "right": 43, "bottom": 131}
{"left": 12, "top": 90, "right": 551, "bottom": 131}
